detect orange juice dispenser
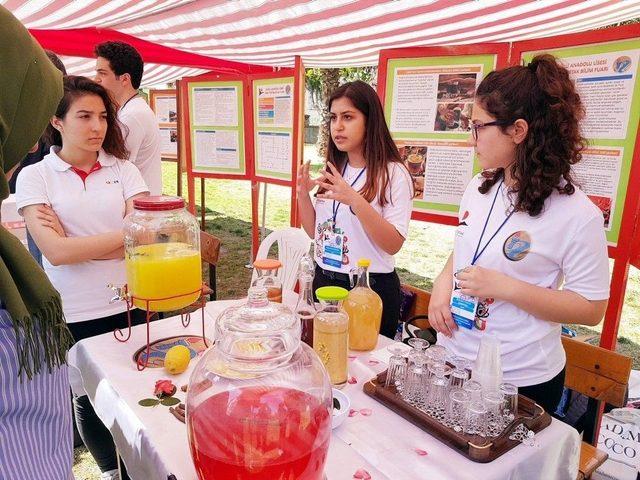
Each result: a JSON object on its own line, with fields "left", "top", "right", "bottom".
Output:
{"left": 123, "top": 196, "right": 201, "bottom": 311}
{"left": 186, "top": 286, "right": 332, "bottom": 480}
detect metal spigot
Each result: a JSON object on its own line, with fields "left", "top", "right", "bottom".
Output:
{"left": 108, "top": 284, "right": 129, "bottom": 304}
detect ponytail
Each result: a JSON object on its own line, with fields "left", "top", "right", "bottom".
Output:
{"left": 476, "top": 54, "right": 586, "bottom": 217}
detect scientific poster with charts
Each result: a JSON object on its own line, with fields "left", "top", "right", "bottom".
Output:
{"left": 522, "top": 39, "right": 640, "bottom": 246}
{"left": 253, "top": 77, "right": 295, "bottom": 181}
{"left": 188, "top": 81, "right": 245, "bottom": 175}
{"left": 383, "top": 54, "right": 498, "bottom": 218}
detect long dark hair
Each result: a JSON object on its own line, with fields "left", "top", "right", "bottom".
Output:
{"left": 476, "top": 54, "right": 586, "bottom": 217}
{"left": 45, "top": 75, "right": 129, "bottom": 160}
{"left": 324, "top": 80, "right": 406, "bottom": 207}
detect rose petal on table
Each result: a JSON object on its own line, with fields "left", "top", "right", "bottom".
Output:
{"left": 414, "top": 448, "right": 428, "bottom": 456}
{"left": 353, "top": 468, "right": 372, "bottom": 479}
{"left": 348, "top": 376, "right": 358, "bottom": 384}
{"left": 360, "top": 408, "right": 372, "bottom": 416}
{"left": 348, "top": 409, "right": 359, "bottom": 417}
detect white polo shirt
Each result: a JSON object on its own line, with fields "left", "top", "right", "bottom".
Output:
{"left": 119, "top": 96, "right": 162, "bottom": 195}
{"left": 313, "top": 161, "right": 413, "bottom": 274}
{"left": 15, "top": 147, "right": 149, "bottom": 323}
{"left": 438, "top": 174, "right": 610, "bottom": 386}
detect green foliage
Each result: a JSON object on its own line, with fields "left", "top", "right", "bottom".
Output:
{"left": 305, "top": 67, "right": 377, "bottom": 110}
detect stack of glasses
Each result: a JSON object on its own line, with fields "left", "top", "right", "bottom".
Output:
{"left": 384, "top": 340, "right": 519, "bottom": 438}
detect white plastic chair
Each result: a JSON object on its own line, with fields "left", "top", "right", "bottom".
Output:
{"left": 252, "top": 227, "right": 312, "bottom": 292}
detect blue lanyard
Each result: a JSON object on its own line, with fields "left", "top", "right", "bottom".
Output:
{"left": 471, "top": 180, "right": 514, "bottom": 265}
{"left": 332, "top": 162, "right": 366, "bottom": 224}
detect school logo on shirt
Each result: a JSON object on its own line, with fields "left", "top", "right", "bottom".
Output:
{"left": 105, "top": 180, "right": 120, "bottom": 184}
{"left": 456, "top": 210, "right": 469, "bottom": 237}
{"left": 503, "top": 231, "right": 531, "bottom": 261}
{"left": 613, "top": 56, "right": 632, "bottom": 73}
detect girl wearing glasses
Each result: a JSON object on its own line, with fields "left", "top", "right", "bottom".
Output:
{"left": 429, "top": 55, "right": 609, "bottom": 412}
{"left": 297, "top": 80, "right": 413, "bottom": 339}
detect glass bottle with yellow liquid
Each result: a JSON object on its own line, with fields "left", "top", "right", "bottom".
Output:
{"left": 343, "top": 259, "right": 383, "bottom": 351}
{"left": 313, "top": 286, "right": 349, "bottom": 388}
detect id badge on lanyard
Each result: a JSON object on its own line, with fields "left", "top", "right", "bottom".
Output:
{"left": 451, "top": 181, "right": 513, "bottom": 330}
{"left": 322, "top": 226, "right": 344, "bottom": 268}
{"left": 320, "top": 163, "right": 366, "bottom": 270}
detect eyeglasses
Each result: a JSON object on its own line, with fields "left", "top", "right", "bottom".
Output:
{"left": 471, "top": 120, "right": 512, "bottom": 141}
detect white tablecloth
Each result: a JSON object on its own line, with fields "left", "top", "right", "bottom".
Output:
{"left": 69, "top": 299, "right": 580, "bottom": 480}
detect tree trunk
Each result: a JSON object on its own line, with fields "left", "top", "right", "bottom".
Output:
{"left": 317, "top": 68, "right": 341, "bottom": 159}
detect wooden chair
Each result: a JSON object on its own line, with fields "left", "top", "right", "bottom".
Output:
{"left": 400, "top": 283, "right": 432, "bottom": 331}
{"left": 200, "top": 230, "right": 221, "bottom": 301}
{"left": 562, "top": 336, "right": 632, "bottom": 479}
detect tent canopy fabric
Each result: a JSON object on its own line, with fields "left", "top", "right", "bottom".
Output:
{"left": 6, "top": 0, "right": 640, "bottom": 86}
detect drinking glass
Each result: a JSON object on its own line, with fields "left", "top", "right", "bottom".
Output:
{"left": 449, "top": 356, "right": 470, "bottom": 390}
{"left": 483, "top": 391, "right": 505, "bottom": 437}
{"left": 499, "top": 383, "right": 518, "bottom": 423}
{"left": 426, "top": 363, "right": 450, "bottom": 420}
{"left": 463, "top": 380, "right": 483, "bottom": 402}
{"left": 403, "top": 354, "right": 429, "bottom": 407}
{"left": 385, "top": 344, "right": 408, "bottom": 391}
{"left": 464, "top": 401, "right": 488, "bottom": 437}
{"left": 446, "top": 389, "right": 470, "bottom": 432}
{"left": 407, "top": 338, "right": 429, "bottom": 368}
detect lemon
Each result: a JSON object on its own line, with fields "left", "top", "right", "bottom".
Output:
{"left": 164, "top": 345, "right": 192, "bottom": 375}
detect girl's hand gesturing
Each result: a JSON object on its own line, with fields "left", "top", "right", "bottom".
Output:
{"left": 315, "top": 162, "right": 359, "bottom": 206}
{"left": 297, "top": 161, "right": 316, "bottom": 195}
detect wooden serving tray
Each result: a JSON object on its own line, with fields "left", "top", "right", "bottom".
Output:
{"left": 363, "top": 370, "right": 551, "bottom": 463}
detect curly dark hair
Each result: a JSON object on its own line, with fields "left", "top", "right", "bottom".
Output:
{"left": 94, "top": 41, "right": 144, "bottom": 89}
{"left": 44, "top": 76, "right": 129, "bottom": 160}
{"left": 476, "top": 54, "right": 587, "bottom": 217}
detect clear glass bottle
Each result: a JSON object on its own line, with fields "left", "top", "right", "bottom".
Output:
{"left": 252, "top": 259, "right": 283, "bottom": 303}
{"left": 295, "top": 254, "right": 316, "bottom": 347}
{"left": 123, "top": 196, "right": 201, "bottom": 312}
{"left": 343, "top": 259, "right": 382, "bottom": 351}
{"left": 314, "top": 286, "right": 349, "bottom": 388}
{"left": 186, "top": 286, "right": 332, "bottom": 480}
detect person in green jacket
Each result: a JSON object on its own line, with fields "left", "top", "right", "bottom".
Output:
{"left": 0, "top": 6, "right": 75, "bottom": 479}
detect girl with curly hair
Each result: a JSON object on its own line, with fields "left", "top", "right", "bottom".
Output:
{"left": 428, "top": 55, "right": 609, "bottom": 412}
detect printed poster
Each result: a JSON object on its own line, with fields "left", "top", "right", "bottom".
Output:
{"left": 562, "top": 50, "right": 639, "bottom": 140}
{"left": 384, "top": 54, "right": 498, "bottom": 218}
{"left": 155, "top": 96, "right": 177, "bottom": 124}
{"left": 397, "top": 139, "right": 475, "bottom": 209}
{"left": 256, "top": 131, "right": 292, "bottom": 177}
{"left": 193, "top": 130, "right": 240, "bottom": 170}
{"left": 188, "top": 81, "right": 245, "bottom": 175}
{"left": 192, "top": 86, "right": 238, "bottom": 127}
{"left": 390, "top": 65, "right": 481, "bottom": 134}
{"left": 572, "top": 147, "right": 623, "bottom": 231}
{"left": 159, "top": 127, "right": 178, "bottom": 157}
{"left": 257, "top": 83, "right": 293, "bottom": 128}
{"left": 522, "top": 40, "right": 640, "bottom": 246}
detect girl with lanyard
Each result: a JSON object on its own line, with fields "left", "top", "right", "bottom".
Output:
{"left": 16, "top": 75, "right": 149, "bottom": 479}
{"left": 428, "top": 55, "right": 610, "bottom": 413}
{"left": 297, "top": 80, "right": 413, "bottom": 339}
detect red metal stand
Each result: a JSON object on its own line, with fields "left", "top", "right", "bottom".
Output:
{"left": 112, "top": 284, "right": 209, "bottom": 371}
